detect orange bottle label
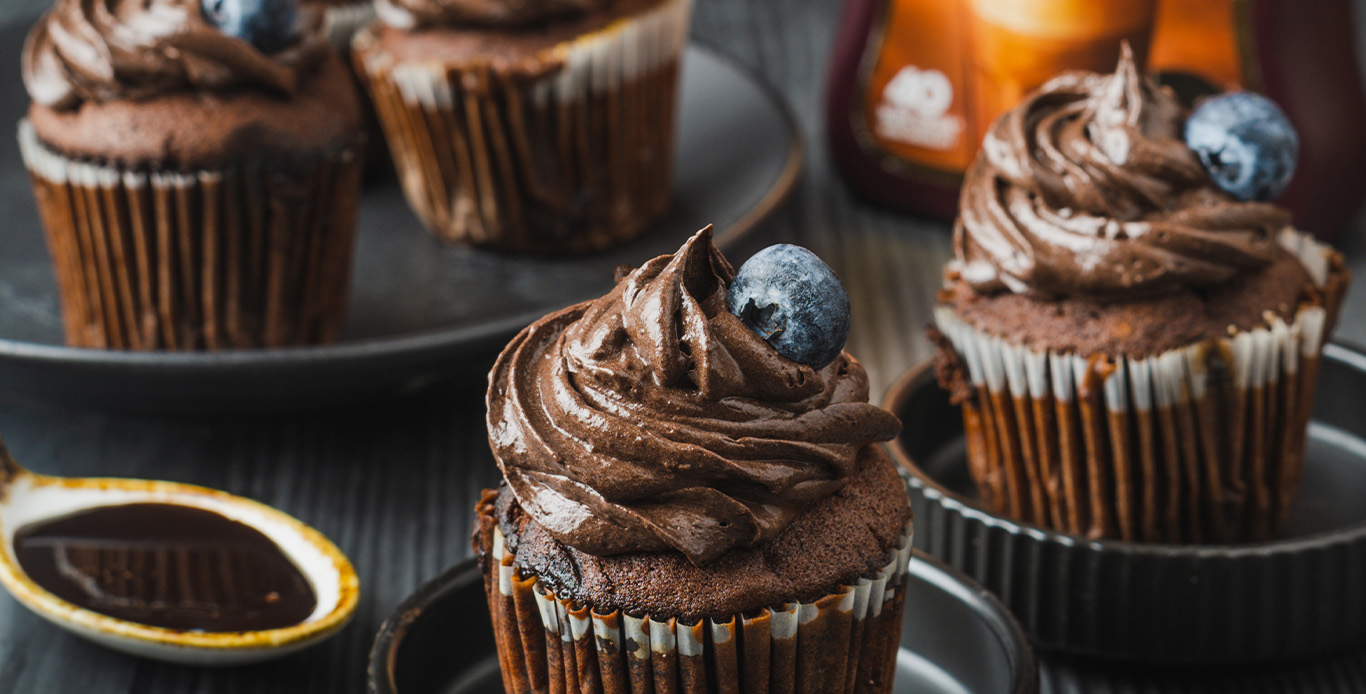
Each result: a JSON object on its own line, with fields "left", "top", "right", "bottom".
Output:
{"left": 1148, "top": 0, "right": 1245, "bottom": 90}
{"left": 859, "top": 0, "right": 974, "bottom": 175}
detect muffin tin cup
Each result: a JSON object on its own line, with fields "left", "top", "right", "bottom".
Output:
{"left": 352, "top": 0, "right": 692, "bottom": 252}
{"left": 17, "top": 120, "right": 364, "bottom": 350}
{"left": 369, "top": 550, "right": 1038, "bottom": 694}
{"left": 931, "top": 229, "right": 1349, "bottom": 545}
{"left": 477, "top": 520, "right": 915, "bottom": 694}
{"left": 884, "top": 344, "right": 1366, "bottom": 663}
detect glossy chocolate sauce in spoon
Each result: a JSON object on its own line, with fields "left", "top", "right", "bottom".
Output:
{"left": 14, "top": 503, "right": 317, "bottom": 632}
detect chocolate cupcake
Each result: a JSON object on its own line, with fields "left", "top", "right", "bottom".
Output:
{"left": 353, "top": 0, "right": 691, "bottom": 252}
{"left": 930, "top": 47, "right": 1350, "bottom": 544}
{"left": 475, "top": 228, "right": 914, "bottom": 693}
{"left": 19, "top": 0, "right": 365, "bottom": 350}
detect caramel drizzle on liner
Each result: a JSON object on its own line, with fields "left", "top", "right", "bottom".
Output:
{"left": 934, "top": 230, "right": 1349, "bottom": 543}
{"left": 19, "top": 121, "right": 363, "bottom": 351}
{"left": 354, "top": 0, "right": 690, "bottom": 252}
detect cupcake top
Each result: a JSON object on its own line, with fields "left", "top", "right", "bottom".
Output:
{"left": 487, "top": 444, "right": 911, "bottom": 618}
{"left": 376, "top": 0, "right": 611, "bottom": 29}
{"left": 487, "top": 228, "right": 901, "bottom": 566}
{"left": 23, "top": 0, "right": 329, "bottom": 111}
{"left": 955, "top": 44, "right": 1290, "bottom": 301}
{"left": 22, "top": 0, "right": 361, "bottom": 169}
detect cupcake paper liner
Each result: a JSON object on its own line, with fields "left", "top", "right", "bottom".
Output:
{"left": 18, "top": 120, "right": 363, "bottom": 351}
{"left": 933, "top": 230, "right": 1349, "bottom": 544}
{"left": 886, "top": 348, "right": 1366, "bottom": 663}
{"left": 478, "top": 519, "right": 914, "bottom": 694}
{"left": 353, "top": 0, "right": 691, "bottom": 251}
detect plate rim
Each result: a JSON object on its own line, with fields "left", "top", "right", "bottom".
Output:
{"left": 366, "top": 559, "right": 483, "bottom": 694}
{"left": 882, "top": 341, "right": 1366, "bottom": 557}
{"left": 0, "top": 43, "right": 805, "bottom": 377}
{"left": 905, "top": 549, "right": 1039, "bottom": 694}
{"left": 366, "top": 550, "right": 1039, "bottom": 694}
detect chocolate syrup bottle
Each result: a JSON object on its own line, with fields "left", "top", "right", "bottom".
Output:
{"left": 826, "top": 0, "right": 1366, "bottom": 238}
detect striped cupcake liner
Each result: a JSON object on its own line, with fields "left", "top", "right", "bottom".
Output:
{"left": 888, "top": 346, "right": 1366, "bottom": 663}
{"left": 353, "top": 0, "right": 691, "bottom": 251}
{"left": 933, "top": 229, "right": 1349, "bottom": 544}
{"left": 477, "top": 515, "right": 914, "bottom": 694}
{"left": 18, "top": 120, "right": 363, "bottom": 351}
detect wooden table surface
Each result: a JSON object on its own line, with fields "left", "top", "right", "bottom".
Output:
{"left": 1, "top": 1, "right": 1364, "bottom": 693}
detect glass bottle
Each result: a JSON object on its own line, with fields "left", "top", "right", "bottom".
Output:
{"left": 826, "top": 0, "right": 1366, "bottom": 238}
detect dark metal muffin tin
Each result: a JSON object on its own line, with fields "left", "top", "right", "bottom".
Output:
{"left": 367, "top": 552, "right": 1038, "bottom": 694}
{"left": 883, "top": 343, "right": 1366, "bottom": 664}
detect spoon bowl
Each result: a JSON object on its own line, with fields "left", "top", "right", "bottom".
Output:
{"left": 0, "top": 440, "right": 359, "bottom": 666}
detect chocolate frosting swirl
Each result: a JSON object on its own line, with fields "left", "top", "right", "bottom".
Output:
{"left": 23, "top": 0, "right": 329, "bottom": 111}
{"left": 375, "top": 0, "right": 610, "bottom": 29}
{"left": 487, "top": 228, "right": 901, "bottom": 566}
{"left": 956, "top": 44, "right": 1290, "bottom": 299}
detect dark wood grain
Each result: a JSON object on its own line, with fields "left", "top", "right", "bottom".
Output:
{"left": 0, "top": 1, "right": 1363, "bottom": 692}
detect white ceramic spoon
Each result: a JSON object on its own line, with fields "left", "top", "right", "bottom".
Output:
{"left": 0, "top": 439, "right": 360, "bottom": 666}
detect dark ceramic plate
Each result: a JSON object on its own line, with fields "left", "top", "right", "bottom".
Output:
{"left": 367, "top": 552, "right": 1037, "bottom": 694}
{"left": 884, "top": 343, "right": 1366, "bottom": 664}
{"left": 0, "top": 22, "right": 802, "bottom": 414}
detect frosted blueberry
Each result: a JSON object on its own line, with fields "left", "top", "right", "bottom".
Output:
{"left": 1185, "top": 92, "right": 1298, "bottom": 202}
{"left": 203, "top": 0, "right": 299, "bottom": 55}
{"left": 726, "top": 244, "right": 851, "bottom": 369}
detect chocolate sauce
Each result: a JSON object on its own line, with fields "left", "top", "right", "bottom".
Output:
{"left": 14, "top": 503, "right": 316, "bottom": 632}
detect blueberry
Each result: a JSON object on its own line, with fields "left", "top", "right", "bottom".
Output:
{"left": 1184, "top": 92, "right": 1299, "bottom": 201}
{"left": 203, "top": 0, "right": 299, "bottom": 55}
{"left": 726, "top": 244, "right": 851, "bottom": 369}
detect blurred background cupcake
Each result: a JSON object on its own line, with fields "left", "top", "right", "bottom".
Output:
{"left": 19, "top": 0, "right": 366, "bottom": 351}
{"left": 353, "top": 0, "right": 692, "bottom": 252}
{"left": 312, "top": 0, "right": 376, "bottom": 47}
{"left": 477, "top": 228, "right": 913, "bottom": 692}
{"left": 308, "top": 0, "right": 392, "bottom": 178}
{"left": 930, "top": 45, "right": 1349, "bottom": 544}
